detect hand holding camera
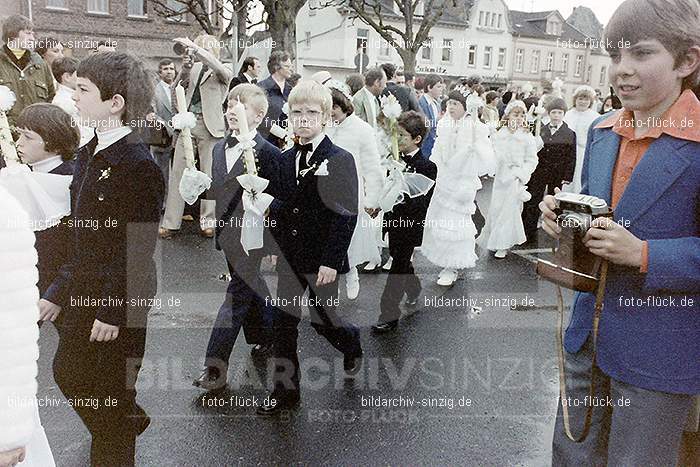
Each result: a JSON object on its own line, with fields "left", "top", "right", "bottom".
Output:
{"left": 539, "top": 190, "right": 644, "bottom": 268}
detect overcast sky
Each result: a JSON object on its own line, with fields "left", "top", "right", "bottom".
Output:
{"left": 503, "top": 0, "right": 625, "bottom": 25}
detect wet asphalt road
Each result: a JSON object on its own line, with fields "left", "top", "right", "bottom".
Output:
{"left": 37, "top": 223, "right": 570, "bottom": 466}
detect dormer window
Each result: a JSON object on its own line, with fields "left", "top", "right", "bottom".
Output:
{"left": 546, "top": 18, "right": 562, "bottom": 35}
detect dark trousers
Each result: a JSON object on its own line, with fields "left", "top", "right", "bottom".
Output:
{"left": 378, "top": 234, "right": 421, "bottom": 325}
{"left": 53, "top": 321, "right": 148, "bottom": 467}
{"left": 271, "top": 264, "right": 361, "bottom": 399}
{"left": 204, "top": 255, "right": 273, "bottom": 370}
{"left": 552, "top": 337, "right": 694, "bottom": 466}
{"left": 523, "top": 168, "right": 558, "bottom": 240}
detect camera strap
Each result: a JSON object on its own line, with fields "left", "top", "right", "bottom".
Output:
{"left": 555, "top": 259, "right": 609, "bottom": 443}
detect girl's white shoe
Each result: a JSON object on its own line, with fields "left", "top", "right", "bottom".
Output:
{"left": 436, "top": 268, "right": 458, "bottom": 286}
{"left": 494, "top": 249, "right": 508, "bottom": 259}
{"left": 346, "top": 268, "right": 360, "bottom": 300}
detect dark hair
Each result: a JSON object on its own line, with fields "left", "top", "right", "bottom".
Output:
{"left": 605, "top": 0, "right": 700, "bottom": 90}
{"left": 287, "top": 73, "right": 302, "bottom": 88}
{"left": 465, "top": 74, "right": 482, "bottom": 88}
{"left": 51, "top": 56, "right": 79, "bottom": 83}
{"left": 77, "top": 52, "right": 154, "bottom": 126}
{"left": 404, "top": 72, "right": 415, "bottom": 82}
{"left": 485, "top": 91, "right": 499, "bottom": 104}
{"left": 396, "top": 70, "right": 404, "bottom": 77}
{"left": 423, "top": 74, "right": 443, "bottom": 92}
{"left": 158, "top": 58, "right": 174, "bottom": 70}
{"left": 331, "top": 88, "right": 354, "bottom": 116}
{"left": 239, "top": 56, "right": 258, "bottom": 74}
{"left": 380, "top": 63, "right": 396, "bottom": 80}
{"left": 447, "top": 89, "right": 467, "bottom": 110}
{"left": 35, "top": 37, "right": 61, "bottom": 58}
{"left": 267, "top": 50, "right": 291, "bottom": 74}
{"left": 414, "top": 76, "right": 425, "bottom": 92}
{"left": 2, "top": 14, "right": 33, "bottom": 44}
{"left": 345, "top": 73, "right": 364, "bottom": 95}
{"left": 17, "top": 103, "right": 79, "bottom": 161}
{"left": 364, "top": 67, "right": 385, "bottom": 87}
{"left": 545, "top": 97, "right": 568, "bottom": 113}
{"left": 397, "top": 110, "right": 427, "bottom": 141}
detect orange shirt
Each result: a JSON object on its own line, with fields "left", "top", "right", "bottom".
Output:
{"left": 594, "top": 89, "right": 700, "bottom": 272}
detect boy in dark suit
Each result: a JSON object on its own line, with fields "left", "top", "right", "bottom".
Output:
{"left": 522, "top": 97, "right": 576, "bottom": 241}
{"left": 15, "top": 103, "right": 78, "bottom": 300}
{"left": 258, "top": 80, "right": 362, "bottom": 415}
{"left": 372, "top": 111, "right": 437, "bottom": 333}
{"left": 38, "top": 52, "right": 164, "bottom": 467}
{"left": 193, "top": 83, "right": 281, "bottom": 391}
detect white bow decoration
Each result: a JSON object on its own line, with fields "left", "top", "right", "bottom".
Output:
{"left": 377, "top": 159, "right": 435, "bottom": 213}
{"left": 236, "top": 173, "right": 274, "bottom": 255}
{"left": 227, "top": 138, "right": 256, "bottom": 160}
{"left": 179, "top": 167, "right": 212, "bottom": 205}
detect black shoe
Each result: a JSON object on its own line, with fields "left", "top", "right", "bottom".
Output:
{"left": 256, "top": 393, "right": 301, "bottom": 416}
{"left": 405, "top": 290, "right": 421, "bottom": 306}
{"left": 250, "top": 343, "right": 273, "bottom": 357}
{"left": 343, "top": 352, "right": 363, "bottom": 375}
{"left": 371, "top": 321, "right": 398, "bottom": 333}
{"left": 192, "top": 366, "right": 226, "bottom": 392}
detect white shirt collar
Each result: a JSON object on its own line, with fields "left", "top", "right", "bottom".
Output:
{"left": 29, "top": 155, "right": 64, "bottom": 173}
{"left": 231, "top": 128, "right": 257, "bottom": 143}
{"left": 243, "top": 72, "right": 256, "bottom": 82}
{"left": 56, "top": 83, "right": 73, "bottom": 96}
{"left": 301, "top": 132, "right": 326, "bottom": 154}
{"left": 94, "top": 126, "right": 132, "bottom": 155}
{"left": 403, "top": 148, "right": 420, "bottom": 158}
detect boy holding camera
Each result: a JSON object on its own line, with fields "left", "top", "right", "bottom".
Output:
{"left": 539, "top": 0, "right": 700, "bottom": 464}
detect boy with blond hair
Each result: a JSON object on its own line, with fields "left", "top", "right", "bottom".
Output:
{"left": 258, "top": 80, "right": 362, "bottom": 415}
{"left": 540, "top": 0, "right": 700, "bottom": 464}
{"left": 193, "top": 83, "right": 281, "bottom": 391}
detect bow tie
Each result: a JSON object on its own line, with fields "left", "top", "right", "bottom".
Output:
{"left": 251, "top": 78, "right": 258, "bottom": 84}
{"left": 295, "top": 143, "right": 313, "bottom": 154}
{"left": 226, "top": 135, "right": 239, "bottom": 148}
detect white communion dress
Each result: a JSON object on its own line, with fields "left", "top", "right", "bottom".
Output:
{"left": 326, "top": 113, "right": 384, "bottom": 267}
{"left": 0, "top": 186, "right": 55, "bottom": 467}
{"left": 563, "top": 107, "right": 599, "bottom": 193}
{"left": 477, "top": 127, "right": 538, "bottom": 252}
{"left": 420, "top": 115, "right": 495, "bottom": 269}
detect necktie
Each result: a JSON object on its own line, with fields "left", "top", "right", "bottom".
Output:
{"left": 296, "top": 143, "right": 313, "bottom": 177}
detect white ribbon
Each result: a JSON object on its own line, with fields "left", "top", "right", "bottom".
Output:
{"left": 377, "top": 159, "right": 435, "bottom": 213}
{"left": 179, "top": 167, "right": 212, "bottom": 205}
{"left": 236, "top": 173, "right": 274, "bottom": 255}
{"left": 226, "top": 139, "right": 257, "bottom": 160}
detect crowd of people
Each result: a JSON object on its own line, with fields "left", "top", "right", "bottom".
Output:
{"left": 0, "top": 0, "right": 699, "bottom": 465}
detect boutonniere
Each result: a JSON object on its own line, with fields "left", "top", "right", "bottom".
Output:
{"left": 314, "top": 159, "right": 329, "bottom": 176}
{"left": 97, "top": 167, "right": 111, "bottom": 182}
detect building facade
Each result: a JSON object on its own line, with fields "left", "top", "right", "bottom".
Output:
{"left": 4, "top": 0, "right": 219, "bottom": 69}
{"left": 296, "top": 0, "right": 610, "bottom": 96}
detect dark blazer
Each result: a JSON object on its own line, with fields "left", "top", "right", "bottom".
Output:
{"left": 535, "top": 122, "right": 576, "bottom": 186}
{"left": 383, "top": 82, "right": 420, "bottom": 113}
{"left": 44, "top": 133, "right": 165, "bottom": 327}
{"left": 384, "top": 149, "right": 437, "bottom": 247}
{"left": 418, "top": 94, "right": 439, "bottom": 156}
{"left": 257, "top": 75, "right": 292, "bottom": 148}
{"left": 228, "top": 72, "right": 257, "bottom": 92}
{"left": 269, "top": 135, "right": 358, "bottom": 274}
{"left": 34, "top": 159, "right": 75, "bottom": 296}
{"left": 209, "top": 132, "right": 281, "bottom": 265}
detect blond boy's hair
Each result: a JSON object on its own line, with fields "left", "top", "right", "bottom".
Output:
{"left": 288, "top": 80, "right": 332, "bottom": 116}
{"left": 605, "top": 0, "right": 700, "bottom": 90}
{"left": 572, "top": 85, "right": 596, "bottom": 108}
{"left": 228, "top": 83, "right": 268, "bottom": 116}
{"left": 194, "top": 34, "right": 221, "bottom": 60}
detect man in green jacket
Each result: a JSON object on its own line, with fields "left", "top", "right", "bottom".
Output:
{"left": 0, "top": 15, "right": 55, "bottom": 130}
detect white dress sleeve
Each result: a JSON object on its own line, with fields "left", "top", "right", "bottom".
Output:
{"left": 356, "top": 119, "right": 384, "bottom": 208}
{"left": 0, "top": 186, "right": 40, "bottom": 453}
{"left": 518, "top": 134, "right": 539, "bottom": 184}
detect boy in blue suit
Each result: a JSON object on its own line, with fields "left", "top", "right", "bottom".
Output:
{"left": 258, "top": 80, "right": 362, "bottom": 415}
{"left": 193, "top": 84, "right": 281, "bottom": 391}
{"left": 417, "top": 74, "right": 444, "bottom": 157}
{"left": 38, "top": 52, "right": 164, "bottom": 467}
{"left": 540, "top": 1, "right": 700, "bottom": 464}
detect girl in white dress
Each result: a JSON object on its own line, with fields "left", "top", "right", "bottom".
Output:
{"left": 477, "top": 100, "right": 538, "bottom": 258}
{"left": 325, "top": 83, "right": 384, "bottom": 299}
{"left": 421, "top": 88, "right": 495, "bottom": 286}
{"left": 564, "top": 85, "right": 600, "bottom": 193}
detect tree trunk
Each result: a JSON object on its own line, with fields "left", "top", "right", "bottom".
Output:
{"left": 262, "top": 0, "right": 304, "bottom": 61}
{"left": 399, "top": 50, "right": 417, "bottom": 75}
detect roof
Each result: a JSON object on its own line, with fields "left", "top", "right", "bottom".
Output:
{"left": 509, "top": 10, "right": 589, "bottom": 43}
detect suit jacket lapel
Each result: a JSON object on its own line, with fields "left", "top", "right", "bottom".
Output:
{"left": 614, "top": 136, "right": 691, "bottom": 225}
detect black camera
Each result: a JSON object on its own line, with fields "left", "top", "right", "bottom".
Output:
{"left": 536, "top": 193, "right": 613, "bottom": 292}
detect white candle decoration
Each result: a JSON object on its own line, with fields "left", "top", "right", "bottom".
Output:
{"left": 0, "top": 86, "right": 19, "bottom": 166}
{"left": 174, "top": 83, "right": 196, "bottom": 168}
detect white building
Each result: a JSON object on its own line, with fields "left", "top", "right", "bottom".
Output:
{"left": 295, "top": 0, "right": 609, "bottom": 93}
